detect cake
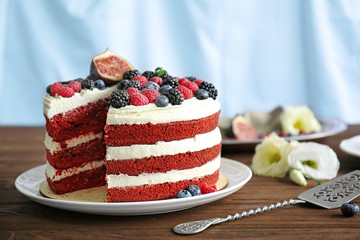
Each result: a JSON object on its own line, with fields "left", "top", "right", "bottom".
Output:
{"left": 43, "top": 50, "right": 221, "bottom": 201}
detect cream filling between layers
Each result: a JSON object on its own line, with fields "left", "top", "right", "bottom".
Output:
{"left": 45, "top": 160, "right": 105, "bottom": 182}
{"left": 106, "top": 97, "right": 221, "bottom": 125}
{"left": 106, "top": 155, "right": 221, "bottom": 188}
{"left": 106, "top": 127, "right": 221, "bottom": 161}
{"left": 44, "top": 132, "right": 103, "bottom": 154}
{"left": 44, "top": 85, "right": 117, "bottom": 119}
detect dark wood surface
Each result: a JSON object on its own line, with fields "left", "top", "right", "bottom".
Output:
{"left": 1, "top": 125, "right": 359, "bottom": 240}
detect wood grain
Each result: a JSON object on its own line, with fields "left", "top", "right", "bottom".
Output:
{"left": 0, "top": 126, "right": 359, "bottom": 239}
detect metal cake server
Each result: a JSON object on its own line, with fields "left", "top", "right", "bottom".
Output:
{"left": 174, "top": 170, "right": 360, "bottom": 235}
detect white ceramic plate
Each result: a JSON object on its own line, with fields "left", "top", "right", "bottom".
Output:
{"left": 222, "top": 118, "right": 347, "bottom": 146}
{"left": 340, "top": 135, "right": 360, "bottom": 158}
{"left": 15, "top": 158, "right": 252, "bottom": 216}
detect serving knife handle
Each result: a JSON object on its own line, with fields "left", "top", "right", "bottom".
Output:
{"left": 173, "top": 198, "right": 306, "bottom": 235}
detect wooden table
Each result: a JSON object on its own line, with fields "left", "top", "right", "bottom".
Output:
{"left": 1, "top": 125, "right": 359, "bottom": 239}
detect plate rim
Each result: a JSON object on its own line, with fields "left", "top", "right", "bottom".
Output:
{"left": 340, "top": 135, "right": 360, "bottom": 158}
{"left": 15, "top": 157, "right": 252, "bottom": 215}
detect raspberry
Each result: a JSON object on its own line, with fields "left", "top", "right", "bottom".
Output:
{"left": 177, "top": 85, "right": 193, "bottom": 100}
{"left": 178, "top": 78, "right": 190, "bottom": 85}
{"left": 133, "top": 75, "right": 148, "bottom": 88}
{"left": 126, "top": 87, "right": 141, "bottom": 96}
{"left": 182, "top": 81, "right": 199, "bottom": 94}
{"left": 149, "top": 77, "right": 162, "bottom": 86}
{"left": 130, "top": 93, "right": 149, "bottom": 106}
{"left": 58, "top": 86, "right": 75, "bottom": 98}
{"left": 194, "top": 79, "right": 204, "bottom": 86}
{"left": 142, "top": 89, "right": 160, "bottom": 103}
{"left": 68, "top": 81, "right": 82, "bottom": 93}
{"left": 200, "top": 183, "right": 217, "bottom": 194}
{"left": 50, "top": 82, "right": 64, "bottom": 96}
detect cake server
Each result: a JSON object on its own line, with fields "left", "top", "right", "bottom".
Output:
{"left": 174, "top": 170, "right": 360, "bottom": 235}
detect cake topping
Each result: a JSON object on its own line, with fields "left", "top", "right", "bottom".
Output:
{"left": 149, "top": 76, "right": 162, "bottom": 86}
{"left": 194, "top": 89, "right": 209, "bottom": 100}
{"left": 155, "top": 95, "right": 169, "bottom": 107}
{"left": 123, "top": 69, "right": 140, "bottom": 80}
{"left": 144, "top": 81, "right": 160, "bottom": 91}
{"left": 142, "top": 89, "right": 160, "bottom": 103}
{"left": 117, "top": 79, "right": 130, "bottom": 90}
{"left": 81, "top": 78, "right": 95, "bottom": 90}
{"left": 126, "top": 87, "right": 141, "bottom": 96}
{"left": 162, "top": 76, "right": 179, "bottom": 88}
{"left": 90, "top": 49, "right": 134, "bottom": 85}
{"left": 159, "top": 85, "right": 173, "bottom": 95}
{"left": 130, "top": 93, "right": 149, "bottom": 106}
{"left": 132, "top": 75, "right": 148, "bottom": 88}
{"left": 163, "top": 88, "right": 184, "bottom": 105}
{"left": 177, "top": 85, "right": 193, "bottom": 100}
{"left": 126, "top": 80, "right": 142, "bottom": 90}
{"left": 142, "top": 70, "right": 157, "bottom": 80}
{"left": 199, "top": 82, "right": 218, "bottom": 100}
{"left": 68, "top": 81, "right": 82, "bottom": 93}
{"left": 110, "top": 90, "right": 130, "bottom": 108}
{"left": 94, "top": 80, "right": 106, "bottom": 90}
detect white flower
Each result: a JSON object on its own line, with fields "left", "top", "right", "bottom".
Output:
{"left": 251, "top": 133, "right": 299, "bottom": 177}
{"left": 289, "top": 168, "right": 308, "bottom": 186}
{"left": 287, "top": 142, "right": 340, "bottom": 180}
{"left": 281, "top": 105, "right": 322, "bottom": 135}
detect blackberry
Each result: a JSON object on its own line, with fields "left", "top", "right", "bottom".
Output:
{"left": 163, "top": 88, "right": 184, "bottom": 105}
{"left": 162, "top": 76, "right": 179, "bottom": 88}
{"left": 125, "top": 80, "right": 142, "bottom": 90}
{"left": 185, "top": 76, "right": 196, "bottom": 82}
{"left": 110, "top": 90, "right": 130, "bottom": 108}
{"left": 123, "top": 69, "right": 140, "bottom": 80}
{"left": 81, "top": 78, "right": 95, "bottom": 90}
{"left": 142, "top": 70, "right": 156, "bottom": 80}
{"left": 199, "top": 81, "right": 218, "bottom": 99}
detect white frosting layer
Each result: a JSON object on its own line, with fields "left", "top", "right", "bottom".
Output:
{"left": 106, "top": 127, "right": 221, "bottom": 161}
{"left": 106, "top": 97, "right": 221, "bottom": 125}
{"left": 44, "top": 132, "right": 103, "bottom": 154}
{"left": 45, "top": 160, "right": 105, "bottom": 182}
{"left": 106, "top": 155, "right": 221, "bottom": 188}
{"left": 44, "top": 85, "right": 117, "bottom": 119}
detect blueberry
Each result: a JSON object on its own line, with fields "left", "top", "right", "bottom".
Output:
{"left": 341, "top": 202, "right": 359, "bottom": 217}
{"left": 144, "top": 81, "right": 160, "bottom": 91}
{"left": 176, "top": 190, "right": 192, "bottom": 198}
{"left": 187, "top": 185, "right": 201, "bottom": 196}
{"left": 46, "top": 84, "right": 51, "bottom": 94}
{"left": 117, "top": 79, "right": 130, "bottom": 90}
{"left": 155, "top": 95, "right": 169, "bottom": 107}
{"left": 159, "top": 85, "right": 172, "bottom": 94}
{"left": 94, "top": 79, "right": 105, "bottom": 90}
{"left": 195, "top": 89, "right": 209, "bottom": 100}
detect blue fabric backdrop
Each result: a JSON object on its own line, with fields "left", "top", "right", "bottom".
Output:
{"left": 0, "top": 0, "right": 359, "bottom": 125}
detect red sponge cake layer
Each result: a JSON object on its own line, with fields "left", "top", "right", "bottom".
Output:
{"left": 107, "top": 170, "right": 219, "bottom": 202}
{"left": 105, "top": 111, "right": 220, "bottom": 146}
{"left": 46, "top": 99, "right": 109, "bottom": 142}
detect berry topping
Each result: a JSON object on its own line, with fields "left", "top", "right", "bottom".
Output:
{"left": 142, "top": 70, "right": 157, "bottom": 80}
{"left": 117, "top": 79, "right": 130, "bottom": 90}
{"left": 178, "top": 78, "right": 190, "bottom": 85}
{"left": 125, "top": 80, "right": 142, "bottom": 90}
{"left": 81, "top": 78, "right": 95, "bottom": 90}
{"left": 130, "top": 93, "right": 149, "bottom": 106}
{"left": 142, "top": 89, "right": 160, "bottom": 103}
{"left": 194, "top": 79, "right": 204, "bottom": 86}
{"left": 58, "top": 86, "right": 75, "bottom": 98}
{"left": 185, "top": 76, "right": 196, "bottom": 82}
{"left": 177, "top": 85, "right": 193, "bottom": 100}
{"left": 199, "top": 81, "right": 218, "bottom": 99}
{"left": 200, "top": 183, "right": 217, "bottom": 194}
{"left": 126, "top": 87, "right": 141, "bottom": 96}
{"left": 110, "top": 90, "right": 130, "bottom": 108}
{"left": 155, "top": 95, "right": 169, "bottom": 107}
{"left": 195, "top": 89, "right": 209, "bottom": 100}
{"left": 159, "top": 85, "right": 173, "bottom": 95}
{"left": 50, "top": 82, "right": 63, "bottom": 96}
{"left": 341, "top": 202, "right": 359, "bottom": 217}
{"left": 132, "top": 75, "right": 148, "bottom": 88}
{"left": 163, "top": 88, "right": 184, "bottom": 105}
{"left": 176, "top": 190, "right": 192, "bottom": 198}
{"left": 123, "top": 69, "right": 140, "bottom": 80}
{"left": 182, "top": 81, "right": 199, "bottom": 94}
{"left": 187, "top": 185, "right": 201, "bottom": 196}
{"left": 94, "top": 79, "right": 105, "bottom": 90}
{"left": 144, "top": 81, "right": 160, "bottom": 91}
{"left": 68, "top": 81, "right": 82, "bottom": 93}
{"left": 149, "top": 77, "right": 162, "bottom": 86}
{"left": 162, "top": 76, "right": 179, "bottom": 88}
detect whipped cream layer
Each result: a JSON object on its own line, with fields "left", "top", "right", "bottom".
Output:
{"left": 44, "top": 85, "right": 117, "bottom": 119}
{"left": 106, "top": 127, "right": 221, "bottom": 161}
{"left": 45, "top": 160, "right": 105, "bottom": 182}
{"left": 44, "top": 132, "right": 103, "bottom": 154}
{"left": 107, "top": 155, "right": 220, "bottom": 188}
{"left": 106, "top": 97, "right": 221, "bottom": 125}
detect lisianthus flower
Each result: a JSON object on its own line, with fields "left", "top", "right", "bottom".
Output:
{"left": 251, "top": 133, "right": 299, "bottom": 177}
{"left": 280, "top": 105, "right": 322, "bottom": 135}
{"left": 287, "top": 142, "right": 340, "bottom": 180}
{"left": 289, "top": 168, "right": 308, "bottom": 186}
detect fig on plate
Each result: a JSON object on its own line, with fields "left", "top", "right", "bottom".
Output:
{"left": 230, "top": 115, "right": 258, "bottom": 141}
{"left": 90, "top": 49, "right": 134, "bottom": 85}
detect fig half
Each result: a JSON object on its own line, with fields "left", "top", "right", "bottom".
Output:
{"left": 231, "top": 115, "right": 258, "bottom": 140}
{"left": 90, "top": 49, "right": 134, "bottom": 85}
